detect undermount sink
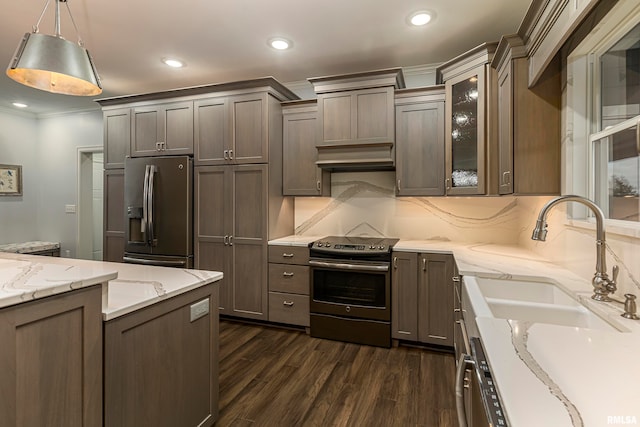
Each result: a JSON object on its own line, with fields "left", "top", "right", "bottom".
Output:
{"left": 464, "top": 276, "right": 622, "bottom": 332}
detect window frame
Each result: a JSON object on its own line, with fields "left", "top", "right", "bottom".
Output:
{"left": 565, "top": 0, "right": 640, "bottom": 230}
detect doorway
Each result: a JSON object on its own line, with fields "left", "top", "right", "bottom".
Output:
{"left": 77, "top": 147, "right": 104, "bottom": 260}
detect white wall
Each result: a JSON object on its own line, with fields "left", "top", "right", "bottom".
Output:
{"left": 0, "top": 110, "right": 39, "bottom": 243}
{"left": 0, "top": 108, "right": 103, "bottom": 257}
{"left": 36, "top": 110, "right": 103, "bottom": 257}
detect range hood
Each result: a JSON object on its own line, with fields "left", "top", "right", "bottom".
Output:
{"left": 308, "top": 68, "right": 405, "bottom": 171}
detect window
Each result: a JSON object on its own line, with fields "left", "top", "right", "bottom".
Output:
{"left": 567, "top": 0, "right": 640, "bottom": 224}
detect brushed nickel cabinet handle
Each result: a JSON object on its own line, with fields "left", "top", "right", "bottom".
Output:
{"left": 397, "top": 179, "right": 401, "bottom": 192}
{"left": 422, "top": 258, "right": 427, "bottom": 271}
{"left": 317, "top": 180, "right": 321, "bottom": 191}
{"left": 446, "top": 178, "right": 451, "bottom": 191}
{"left": 283, "top": 272, "right": 294, "bottom": 277}
{"left": 223, "top": 149, "right": 229, "bottom": 160}
{"left": 282, "top": 253, "right": 294, "bottom": 258}
{"left": 224, "top": 235, "right": 229, "bottom": 245}
{"left": 229, "top": 149, "right": 234, "bottom": 160}
{"left": 452, "top": 276, "right": 461, "bottom": 282}
{"left": 229, "top": 235, "right": 233, "bottom": 246}
{"left": 393, "top": 257, "right": 398, "bottom": 269}
{"left": 283, "top": 301, "right": 294, "bottom": 307}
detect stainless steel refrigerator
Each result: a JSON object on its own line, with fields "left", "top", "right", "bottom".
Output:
{"left": 123, "top": 155, "right": 193, "bottom": 268}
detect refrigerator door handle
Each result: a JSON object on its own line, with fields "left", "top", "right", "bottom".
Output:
{"left": 147, "top": 165, "right": 157, "bottom": 246}
{"left": 142, "top": 164, "right": 151, "bottom": 239}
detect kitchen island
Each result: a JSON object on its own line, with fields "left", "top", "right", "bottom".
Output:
{"left": 0, "top": 253, "right": 223, "bottom": 427}
{"left": 394, "top": 241, "right": 640, "bottom": 426}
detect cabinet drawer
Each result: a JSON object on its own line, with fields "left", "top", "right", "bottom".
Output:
{"left": 269, "top": 264, "right": 309, "bottom": 294}
{"left": 269, "top": 292, "right": 310, "bottom": 327}
{"left": 268, "top": 245, "right": 309, "bottom": 264}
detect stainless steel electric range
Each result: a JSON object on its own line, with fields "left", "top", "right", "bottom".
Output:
{"left": 308, "top": 236, "right": 399, "bottom": 348}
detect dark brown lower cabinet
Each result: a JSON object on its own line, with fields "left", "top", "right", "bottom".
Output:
{"left": 0, "top": 285, "right": 103, "bottom": 427}
{"left": 104, "top": 283, "right": 219, "bottom": 427}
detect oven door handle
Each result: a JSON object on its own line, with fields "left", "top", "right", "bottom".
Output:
{"left": 455, "top": 353, "right": 475, "bottom": 427}
{"left": 308, "top": 260, "right": 389, "bottom": 272}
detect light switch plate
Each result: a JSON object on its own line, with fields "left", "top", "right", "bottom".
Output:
{"left": 190, "top": 298, "right": 210, "bottom": 322}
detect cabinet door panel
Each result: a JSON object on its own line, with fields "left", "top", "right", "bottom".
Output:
{"left": 445, "top": 66, "right": 487, "bottom": 195}
{"left": 132, "top": 108, "right": 160, "bottom": 157}
{"left": 392, "top": 252, "right": 419, "bottom": 340}
{"left": 356, "top": 89, "right": 392, "bottom": 140}
{"left": 195, "top": 98, "right": 228, "bottom": 165}
{"left": 195, "top": 166, "right": 228, "bottom": 238}
{"left": 233, "top": 165, "right": 267, "bottom": 240}
{"left": 104, "top": 169, "right": 124, "bottom": 262}
{"left": 104, "top": 108, "right": 130, "bottom": 169}
{"left": 419, "top": 253, "right": 454, "bottom": 346}
{"left": 0, "top": 286, "right": 102, "bottom": 427}
{"left": 164, "top": 102, "right": 194, "bottom": 155}
{"left": 196, "top": 241, "right": 231, "bottom": 313}
{"left": 320, "top": 94, "right": 352, "bottom": 142}
{"left": 497, "top": 63, "right": 514, "bottom": 194}
{"left": 231, "top": 94, "right": 267, "bottom": 163}
{"left": 233, "top": 241, "right": 267, "bottom": 318}
{"left": 396, "top": 101, "right": 445, "bottom": 196}
{"left": 283, "top": 109, "right": 327, "bottom": 196}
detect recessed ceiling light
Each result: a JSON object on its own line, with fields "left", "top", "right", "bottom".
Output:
{"left": 408, "top": 11, "right": 433, "bottom": 26}
{"left": 12, "top": 102, "right": 28, "bottom": 108}
{"left": 162, "top": 58, "right": 185, "bottom": 68}
{"left": 268, "top": 38, "right": 292, "bottom": 50}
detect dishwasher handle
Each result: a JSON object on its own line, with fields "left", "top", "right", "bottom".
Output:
{"left": 455, "top": 353, "right": 475, "bottom": 427}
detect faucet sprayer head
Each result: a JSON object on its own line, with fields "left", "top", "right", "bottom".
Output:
{"left": 531, "top": 219, "right": 548, "bottom": 241}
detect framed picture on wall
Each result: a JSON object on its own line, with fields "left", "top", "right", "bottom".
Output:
{"left": 0, "top": 164, "right": 23, "bottom": 196}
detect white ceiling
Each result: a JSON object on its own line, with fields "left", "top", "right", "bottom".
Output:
{"left": 0, "top": 0, "right": 532, "bottom": 115}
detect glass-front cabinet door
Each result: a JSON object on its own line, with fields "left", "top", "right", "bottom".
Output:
{"left": 445, "top": 66, "right": 487, "bottom": 195}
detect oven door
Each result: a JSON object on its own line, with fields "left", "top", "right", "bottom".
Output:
{"left": 309, "top": 258, "right": 390, "bottom": 321}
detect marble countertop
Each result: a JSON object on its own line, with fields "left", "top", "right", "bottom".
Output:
{"left": 279, "top": 235, "right": 640, "bottom": 425}
{"left": 102, "top": 261, "right": 222, "bottom": 320}
{"left": 268, "top": 235, "right": 321, "bottom": 247}
{"left": 397, "top": 240, "right": 640, "bottom": 426}
{"left": 0, "top": 253, "right": 117, "bottom": 309}
{"left": 0, "top": 253, "right": 223, "bottom": 321}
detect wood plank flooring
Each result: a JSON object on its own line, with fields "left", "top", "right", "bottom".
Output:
{"left": 217, "top": 320, "right": 457, "bottom": 427}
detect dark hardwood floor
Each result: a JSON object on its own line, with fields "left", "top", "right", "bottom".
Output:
{"left": 217, "top": 320, "right": 457, "bottom": 427}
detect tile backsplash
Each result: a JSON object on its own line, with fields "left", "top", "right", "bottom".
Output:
{"left": 294, "top": 171, "right": 640, "bottom": 297}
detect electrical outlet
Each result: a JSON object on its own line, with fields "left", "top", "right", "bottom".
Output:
{"left": 65, "top": 204, "right": 76, "bottom": 213}
{"left": 190, "top": 298, "right": 209, "bottom": 322}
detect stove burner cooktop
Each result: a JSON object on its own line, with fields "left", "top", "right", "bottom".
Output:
{"left": 310, "top": 236, "right": 399, "bottom": 257}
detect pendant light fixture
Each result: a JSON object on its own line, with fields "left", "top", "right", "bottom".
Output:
{"left": 6, "top": 0, "right": 102, "bottom": 96}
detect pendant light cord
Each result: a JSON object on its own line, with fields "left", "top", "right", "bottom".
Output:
{"left": 32, "top": 0, "right": 85, "bottom": 46}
